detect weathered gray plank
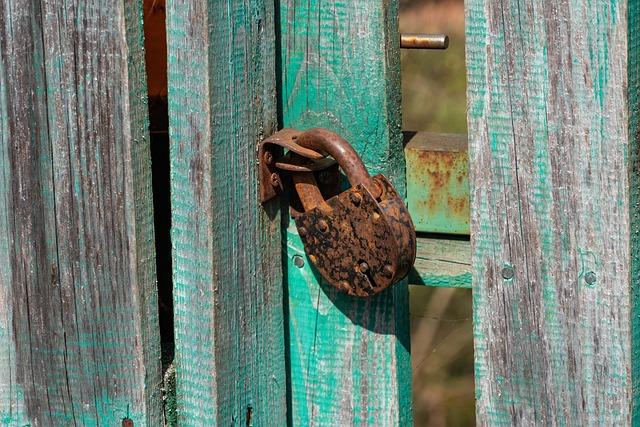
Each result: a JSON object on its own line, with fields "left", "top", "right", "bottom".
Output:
{"left": 167, "top": 0, "right": 286, "bottom": 425}
{"left": 0, "top": 0, "right": 161, "bottom": 424}
{"left": 466, "top": 0, "right": 640, "bottom": 423}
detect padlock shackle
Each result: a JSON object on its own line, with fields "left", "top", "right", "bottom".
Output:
{"left": 295, "top": 128, "right": 380, "bottom": 197}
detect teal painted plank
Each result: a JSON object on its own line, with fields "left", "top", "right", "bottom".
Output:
{"left": 167, "top": 0, "right": 287, "bottom": 425}
{"left": 279, "top": 1, "right": 412, "bottom": 424}
{"left": 409, "top": 237, "right": 471, "bottom": 288}
{"left": 0, "top": 0, "right": 162, "bottom": 424}
{"left": 466, "top": 0, "right": 640, "bottom": 423}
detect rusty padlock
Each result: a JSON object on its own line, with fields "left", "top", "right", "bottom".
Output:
{"left": 260, "top": 128, "right": 416, "bottom": 297}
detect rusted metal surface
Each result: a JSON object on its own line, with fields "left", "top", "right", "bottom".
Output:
{"left": 295, "top": 174, "right": 416, "bottom": 297}
{"left": 400, "top": 33, "right": 449, "bottom": 49}
{"left": 295, "top": 128, "right": 381, "bottom": 198}
{"left": 259, "top": 128, "right": 329, "bottom": 203}
{"left": 292, "top": 172, "right": 328, "bottom": 212}
{"left": 260, "top": 128, "right": 416, "bottom": 297}
{"left": 404, "top": 132, "right": 469, "bottom": 235}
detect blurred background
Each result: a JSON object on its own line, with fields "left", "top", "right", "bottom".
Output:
{"left": 400, "top": 1, "right": 475, "bottom": 426}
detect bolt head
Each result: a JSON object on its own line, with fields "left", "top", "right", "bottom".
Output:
{"left": 298, "top": 226, "right": 308, "bottom": 237}
{"left": 383, "top": 265, "right": 394, "bottom": 278}
{"left": 270, "top": 173, "right": 280, "bottom": 187}
{"left": 339, "top": 281, "right": 351, "bottom": 292}
{"left": 350, "top": 192, "right": 363, "bottom": 206}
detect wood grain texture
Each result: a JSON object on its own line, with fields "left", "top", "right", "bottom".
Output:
{"left": 0, "top": 0, "right": 162, "bottom": 424}
{"left": 279, "top": 1, "right": 412, "bottom": 424}
{"left": 466, "top": 0, "right": 640, "bottom": 423}
{"left": 409, "top": 237, "right": 471, "bottom": 288}
{"left": 166, "top": 0, "right": 286, "bottom": 425}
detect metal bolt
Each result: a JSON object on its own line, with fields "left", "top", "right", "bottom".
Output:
{"left": 298, "top": 227, "right": 308, "bottom": 237}
{"left": 501, "top": 266, "right": 515, "bottom": 280}
{"left": 585, "top": 271, "right": 597, "bottom": 286}
{"left": 264, "top": 151, "right": 274, "bottom": 165}
{"left": 339, "top": 281, "right": 351, "bottom": 292}
{"left": 270, "top": 173, "right": 280, "bottom": 187}
{"left": 293, "top": 255, "right": 305, "bottom": 268}
{"left": 318, "top": 220, "right": 329, "bottom": 233}
{"left": 383, "top": 265, "right": 394, "bottom": 278}
{"left": 350, "top": 192, "right": 363, "bottom": 206}
{"left": 400, "top": 33, "right": 449, "bottom": 50}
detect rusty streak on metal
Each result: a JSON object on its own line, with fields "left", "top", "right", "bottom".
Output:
{"left": 295, "top": 128, "right": 382, "bottom": 198}
{"left": 404, "top": 131, "right": 469, "bottom": 235}
{"left": 400, "top": 33, "right": 449, "bottom": 50}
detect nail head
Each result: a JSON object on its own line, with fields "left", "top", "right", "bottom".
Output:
{"left": 293, "top": 255, "right": 305, "bottom": 268}
{"left": 585, "top": 271, "right": 597, "bottom": 285}
{"left": 502, "top": 266, "right": 515, "bottom": 280}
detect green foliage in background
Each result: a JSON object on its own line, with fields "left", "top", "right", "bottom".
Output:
{"left": 401, "top": 41, "right": 467, "bottom": 133}
{"left": 400, "top": 2, "right": 474, "bottom": 426}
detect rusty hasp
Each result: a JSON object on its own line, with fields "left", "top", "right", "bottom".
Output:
{"left": 259, "top": 128, "right": 416, "bottom": 297}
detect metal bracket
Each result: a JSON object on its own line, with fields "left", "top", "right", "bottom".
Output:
{"left": 259, "top": 128, "right": 334, "bottom": 203}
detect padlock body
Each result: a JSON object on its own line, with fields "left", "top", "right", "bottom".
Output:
{"left": 294, "top": 174, "right": 416, "bottom": 297}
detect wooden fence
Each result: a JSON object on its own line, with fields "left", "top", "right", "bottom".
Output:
{"left": 0, "top": 0, "right": 638, "bottom": 425}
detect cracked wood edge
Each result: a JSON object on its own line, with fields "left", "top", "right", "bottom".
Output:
{"left": 0, "top": 0, "right": 162, "bottom": 424}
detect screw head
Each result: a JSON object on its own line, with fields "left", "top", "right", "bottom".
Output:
{"left": 585, "top": 271, "right": 597, "bottom": 286}
{"left": 264, "top": 151, "right": 274, "bottom": 165}
{"left": 270, "top": 173, "right": 280, "bottom": 187}
{"left": 293, "top": 255, "right": 305, "bottom": 268}
{"left": 350, "top": 192, "right": 363, "bottom": 206}
{"left": 298, "top": 227, "right": 308, "bottom": 237}
{"left": 318, "top": 220, "right": 329, "bottom": 233}
{"left": 339, "top": 281, "right": 351, "bottom": 292}
{"left": 501, "top": 266, "right": 515, "bottom": 280}
{"left": 382, "top": 265, "right": 394, "bottom": 278}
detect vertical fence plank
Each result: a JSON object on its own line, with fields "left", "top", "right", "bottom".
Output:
{"left": 167, "top": 0, "right": 286, "bottom": 425}
{"left": 278, "top": 1, "right": 412, "bottom": 425}
{"left": 0, "top": 0, "right": 161, "bottom": 424}
{"left": 467, "top": 0, "right": 639, "bottom": 423}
